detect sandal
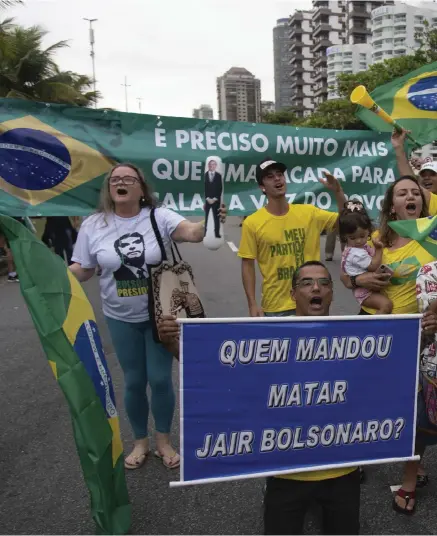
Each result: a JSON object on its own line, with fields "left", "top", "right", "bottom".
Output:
{"left": 392, "top": 488, "right": 416, "bottom": 515}
{"left": 417, "top": 473, "right": 429, "bottom": 488}
{"left": 154, "top": 449, "right": 180, "bottom": 469}
{"left": 124, "top": 449, "right": 150, "bottom": 470}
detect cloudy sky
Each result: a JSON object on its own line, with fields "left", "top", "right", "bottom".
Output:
{"left": 7, "top": 0, "right": 317, "bottom": 118}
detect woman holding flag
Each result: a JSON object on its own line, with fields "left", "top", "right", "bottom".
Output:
{"left": 342, "top": 129, "right": 437, "bottom": 514}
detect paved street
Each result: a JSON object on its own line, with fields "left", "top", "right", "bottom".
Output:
{"left": 1, "top": 216, "right": 437, "bottom": 534}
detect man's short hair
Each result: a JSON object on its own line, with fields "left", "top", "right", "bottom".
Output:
{"left": 292, "top": 261, "right": 331, "bottom": 289}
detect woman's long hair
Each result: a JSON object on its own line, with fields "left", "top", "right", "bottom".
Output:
{"left": 379, "top": 175, "right": 428, "bottom": 247}
{"left": 97, "top": 162, "right": 158, "bottom": 215}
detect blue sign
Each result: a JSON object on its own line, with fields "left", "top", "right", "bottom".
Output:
{"left": 178, "top": 316, "right": 420, "bottom": 485}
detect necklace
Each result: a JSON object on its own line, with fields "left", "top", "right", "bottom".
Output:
{"left": 113, "top": 210, "right": 142, "bottom": 266}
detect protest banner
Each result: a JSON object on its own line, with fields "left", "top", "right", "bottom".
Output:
{"left": 0, "top": 99, "right": 397, "bottom": 218}
{"left": 172, "top": 315, "right": 421, "bottom": 487}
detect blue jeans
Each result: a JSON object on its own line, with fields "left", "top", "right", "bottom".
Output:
{"left": 264, "top": 309, "right": 296, "bottom": 317}
{"left": 105, "top": 316, "right": 175, "bottom": 439}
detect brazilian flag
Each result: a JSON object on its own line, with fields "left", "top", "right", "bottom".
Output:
{"left": 0, "top": 214, "right": 131, "bottom": 535}
{"left": 389, "top": 216, "right": 437, "bottom": 258}
{"left": 356, "top": 61, "right": 437, "bottom": 147}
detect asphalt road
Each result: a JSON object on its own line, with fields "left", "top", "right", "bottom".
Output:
{"left": 0, "top": 216, "right": 436, "bottom": 534}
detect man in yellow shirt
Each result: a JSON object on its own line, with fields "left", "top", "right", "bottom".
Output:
{"left": 238, "top": 157, "right": 346, "bottom": 316}
{"left": 264, "top": 260, "right": 360, "bottom": 535}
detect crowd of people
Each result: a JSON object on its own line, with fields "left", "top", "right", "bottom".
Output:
{"left": 3, "top": 127, "right": 437, "bottom": 534}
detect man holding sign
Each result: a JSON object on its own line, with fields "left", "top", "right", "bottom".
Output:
{"left": 263, "top": 261, "right": 360, "bottom": 535}
{"left": 238, "top": 157, "right": 346, "bottom": 317}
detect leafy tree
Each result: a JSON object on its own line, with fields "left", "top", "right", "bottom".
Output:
{"left": 0, "top": 24, "right": 100, "bottom": 106}
{"left": 302, "top": 99, "right": 366, "bottom": 130}
{"left": 262, "top": 107, "right": 304, "bottom": 126}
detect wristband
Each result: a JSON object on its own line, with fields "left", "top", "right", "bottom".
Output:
{"left": 350, "top": 275, "right": 358, "bottom": 290}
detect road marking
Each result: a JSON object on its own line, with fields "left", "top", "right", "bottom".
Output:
{"left": 390, "top": 484, "right": 402, "bottom": 493}
{"left": 227, "top": 241, "right": 238, "bottom": 253}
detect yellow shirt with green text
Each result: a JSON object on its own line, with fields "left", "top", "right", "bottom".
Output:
{"left": 238, "top": 204, "right": 337, "bottom": 313}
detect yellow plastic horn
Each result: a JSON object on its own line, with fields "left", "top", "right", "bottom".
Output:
{"left": 350, "top": 85, "right": 420, "bottom": 148}
{"left": 350, "top": 85, "right": 395, "bottom": 126}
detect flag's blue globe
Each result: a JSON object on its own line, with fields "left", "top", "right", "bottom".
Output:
{"left": 0, "top": 128, "right": 71, "bottom": 190}
{"left": 407, "top": 76, "right": 437, "bottom": 112}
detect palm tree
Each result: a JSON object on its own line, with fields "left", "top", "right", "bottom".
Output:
{"left": 0, "top": 24, "right": 100, "bottom": 106}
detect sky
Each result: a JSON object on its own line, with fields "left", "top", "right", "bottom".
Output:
{"left": 7, "top": 0, "right": 315, "bottom": 118}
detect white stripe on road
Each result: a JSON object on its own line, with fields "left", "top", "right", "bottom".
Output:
{"left": 390, "top": 484, "right": 402, "bottom": 493}
{"left": 227, "top": 241, "right": 238, "bottom": 253}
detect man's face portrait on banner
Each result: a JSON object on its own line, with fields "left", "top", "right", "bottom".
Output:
{"left": 208, "top": 160, "right": 217, "bottom": 173}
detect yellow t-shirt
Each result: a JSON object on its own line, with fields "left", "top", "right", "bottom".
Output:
{"left": 429, "top": 192, "right": 437, "bottom": 216}
{"left": 277, "top": 466, "right": 356, "bottom": 482}
{"left": 363, "top": 240, "right": 436, "bottom": 314}
{"left": 238, "top": 204, "right": 337, "bottom": 313}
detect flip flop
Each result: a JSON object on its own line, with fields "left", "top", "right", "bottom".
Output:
{"left": 154, "top": 449, "right": 180, "bottom": 469}
{"left": 124, "top": 449, "right": 150, "bottom": 470}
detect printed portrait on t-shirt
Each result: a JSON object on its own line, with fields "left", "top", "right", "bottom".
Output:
{"left": 113, "top": 232, "right": 148, "bottom": 297}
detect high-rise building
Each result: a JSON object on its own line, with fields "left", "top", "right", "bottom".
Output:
{"left": 286, "top": 1, "right": 395, "bottom": 115}
{"left": 192, "top": 104, "right": 214, "bottom": 119}
{"left": 312, "top": 1, "right": 346, "bottom": 105}
{"left": 216, "top": 67, "right": 261, "bottom": 122}
{"left": 371, "top": 2, "right": 437, "bottom": 64}
{"left": 273, "top": 18, "right": 293, "bottom": 111}
{"left": 327, "top": 43, "right": 372, "bottom": 99}
{"left": 346, "top": 1, "right": 394, "bottom": 45}
{"left": 288, "top": 10, "right": 314, "bottom": 118}
{"left": 261, "top": 100, "right": 275, "bottom": 116}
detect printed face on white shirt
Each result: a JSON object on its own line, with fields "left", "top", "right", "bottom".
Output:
{"left": 115, "top": 232, "right": 145, "bottom": 267}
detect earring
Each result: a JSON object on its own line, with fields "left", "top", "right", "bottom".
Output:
{"left": 140, "top": 196, "right": 145, "bottom": 204}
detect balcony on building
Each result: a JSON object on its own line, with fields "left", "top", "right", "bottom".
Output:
{"left": 289, "top": 25, "right": 303, "bottom": 39}
{"left": 313, "top": 1, "right": 331, "bottom": 22}
{"left": 348, "top": 2, "right": 370, "bottom": 19}
{"left": 289, "top": 51, "right": 305, "bottom": 63}
{"left": 288, "top": 11, "right": 303, "bottom": 25}
{"left": 313, "top": 21, "right": 331, "bottom": 38}
{"left": 313, "top": 68, "right": 328, "bottom": 83}
{"left": 313, "top": 34, "right": 331, "bottom": 53}
{"left": 314, "top": 54, "right": 327, "bottom": 68}
{"left": 290, "top": 64, "right": 305, "bottom": 76}
{"left": 290, "top": 78, "right": 305, "bottom": 88}
{"left": 314, "top": 84, "right": 328, "bottom": 98}
{"left": 289, "top": 38, "right": 303, "bottom": 52}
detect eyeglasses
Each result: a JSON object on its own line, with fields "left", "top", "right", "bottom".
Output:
{"left": 109, "top": 175, "right": 139, "bottom": 186}
{"left": 295, "top": 277, "right": 332, "bottom": 288}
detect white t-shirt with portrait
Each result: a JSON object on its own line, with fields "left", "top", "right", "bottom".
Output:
{"left": 72, "top": 207, "right": 185, "bottom": 322}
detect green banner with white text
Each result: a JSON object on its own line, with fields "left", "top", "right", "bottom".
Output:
{"left": 0, "top": 99, "right": 398, "bottom": 219}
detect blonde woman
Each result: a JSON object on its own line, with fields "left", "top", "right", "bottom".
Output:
{"left": 70, "top": 162, "right": 225, "bottom": 470}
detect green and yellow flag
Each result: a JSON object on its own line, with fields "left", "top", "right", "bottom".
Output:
{"left": 389, "top": 215, "right": 437, "bottom": 258}
{"left": 0, "top": 215, "right": 131, "bottom": 535}
{"left": 356, "top": 62, "right": 437, "bottom": 147}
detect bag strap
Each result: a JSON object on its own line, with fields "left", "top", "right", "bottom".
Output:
{"left": 150, "top": 207, "right": 184, "bottom": 264}
{"left": 150, "top": 207, "right": 168, "bottom": 262}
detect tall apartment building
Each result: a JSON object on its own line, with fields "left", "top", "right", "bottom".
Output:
{"left": 327, "top": 44, "right": 372, "bottom": 99}
{"left": 273, "top": 18, "right": 293, "bottom": 111}
{"left": 192, "top": 104, "right": 214, "bottom": 119}
{"left": 346, "top": 0, "right": 394, "bottom": 45}
{"left": 288, "top": 10, "right": 314, "bottom": 118}
{"left": 371, "top": 2, "right": 437, "bottom": 64}
{"left": 217, "top": 67, "right": 261, "bottom": 122}
{"left": 312, "top": 1, "right": 346, "bottom": 106}
{"left": 287, "top": 0, "right": 394, "bottom": 115}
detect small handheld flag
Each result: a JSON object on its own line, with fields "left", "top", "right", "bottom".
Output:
{"left": 0, "top": 214, "right": 131, "bottom": 535}
{"left": 388, "top": 215, "right": 437, "bottom": 258}
{"left": 351, "top": 85, "right": 421, "bottom": 149}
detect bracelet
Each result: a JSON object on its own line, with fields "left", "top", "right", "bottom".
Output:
{"left": 350, "top": 275, "right": 358, "bottom": 290}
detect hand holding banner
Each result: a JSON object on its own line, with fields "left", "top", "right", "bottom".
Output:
{"left": 203, "top": 156, "right": 224, "bottom": 251}
{"left": 172, "top": 315, "right": 421, "bottom": 487}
